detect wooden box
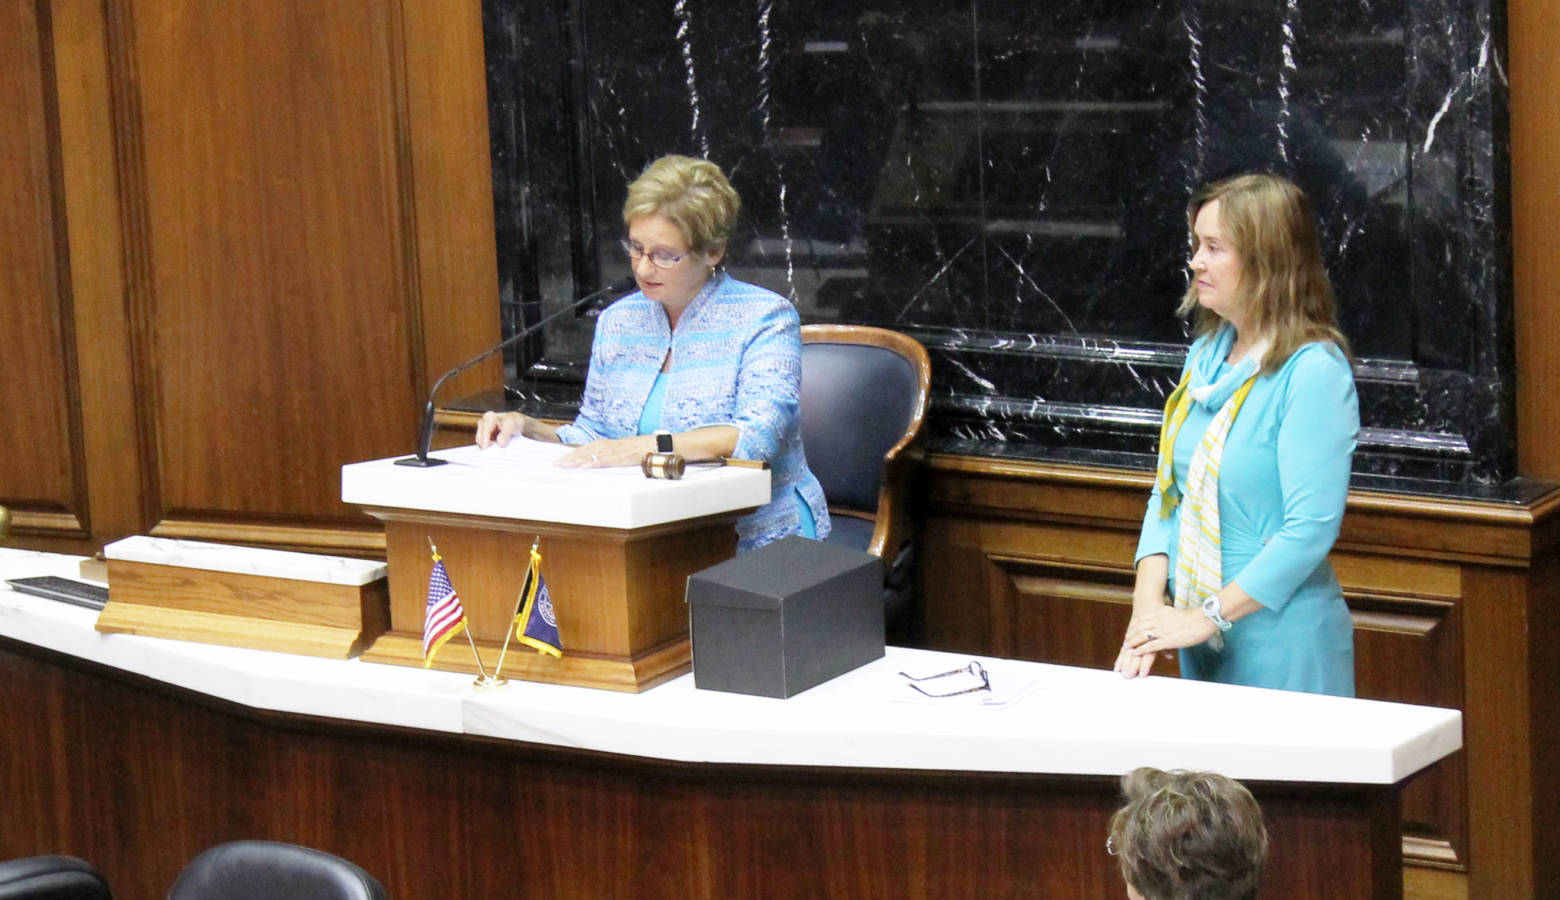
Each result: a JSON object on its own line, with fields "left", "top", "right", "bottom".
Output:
{"left": 96, "top": 536, "right": 388, "bottom": 658}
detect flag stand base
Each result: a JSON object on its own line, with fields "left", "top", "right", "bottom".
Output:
{"left": 473, "top": 674, "right": 509, "bottom": 690}
{"left": 359, "top": 631, "right": 689, "bottom": 693}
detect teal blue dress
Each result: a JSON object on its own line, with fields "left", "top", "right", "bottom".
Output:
{"left": 1135, "top": 326, "right": 1359, "bottom": 696}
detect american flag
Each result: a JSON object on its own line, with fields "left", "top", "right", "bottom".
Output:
{"left": 421, "top": 556, "right": 467, "bottom": 667}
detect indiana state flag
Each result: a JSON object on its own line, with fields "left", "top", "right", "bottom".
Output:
{"left": 513, "top": 543, "right": 562, "bottom": 658}
{"left": 421, "top": 553, "right": 467, "bottom": 668}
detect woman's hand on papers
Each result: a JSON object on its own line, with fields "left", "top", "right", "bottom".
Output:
{"left": 476, "top": 411, "right": 526, "bottom": 448}
{"left": 555, "top": 435, "right": 657, "bottom": 468}
{"left": 554, "top": 425, "right": 740, "bottom": 468}
{"left": 476, "top": 411, "right": 560, "bottom": 448}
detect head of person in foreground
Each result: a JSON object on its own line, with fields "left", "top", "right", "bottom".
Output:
{"left": 1107, "top": 766, "right": 1269, "bottom": 900}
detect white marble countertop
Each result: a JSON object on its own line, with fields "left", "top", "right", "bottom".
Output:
{"left": 0, "top": 549, "right": 1461, "bottom": 785}
{"left": 341, "top": 439, "right": 771, "bottom": 529}
{"left": 103, "top": 535, "right": 388, "bottom": 586}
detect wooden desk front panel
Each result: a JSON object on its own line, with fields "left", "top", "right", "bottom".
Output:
{"left": 918, "top": 456, "right": 1560, "bottom": 896}
{"left": 0, "top": 637, "right": 1400, "bottom": 899}
{"left": 920, "top": 512, "right": 1460, "bottom": 867}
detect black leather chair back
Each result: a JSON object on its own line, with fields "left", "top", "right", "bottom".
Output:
{"left": 167, "top": 842, "right": 386, "bottom": 900}
{"left": 800, "top": 341, "right": 920, "bottom": 514}
{"left": 0, "top": 855, "right": 111, "bottom": 900}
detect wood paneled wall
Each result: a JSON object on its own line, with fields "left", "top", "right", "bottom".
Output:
{"left": 1, "top": 0, "right": 85, "bottom": 538}
{"left": 128, "top": 1, "right": 418, "bottom": 522}
{"left": 1, "top": 0, "right": 500, "bottom": 556}
{"left": 1511, "top": 0, "right": 1560, "bottom": 479}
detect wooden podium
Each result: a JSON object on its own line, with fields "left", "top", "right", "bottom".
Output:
{"left": 342, "top": 442, "right": 770, "bottom": 692}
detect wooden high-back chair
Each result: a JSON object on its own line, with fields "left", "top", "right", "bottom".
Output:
{"left": 799, "top": 324, "right": 931, "bottom": 635}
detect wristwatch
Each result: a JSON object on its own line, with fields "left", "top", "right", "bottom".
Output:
{"left": 1201, "top": 594, "right": 1234, "bottom": 632}
{"left": 654, "top": 430, "right": 673, "bottom": 453}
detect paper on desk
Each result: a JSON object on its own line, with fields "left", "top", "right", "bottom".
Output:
{"left": 439, "top": 439, "right": 642, "bottom": 481}
{"left": 828, "top": 657, "right": 1045, "bottom": 708}
{"left": 449, "top": 438, "right": 572, "bottom": 469}
{"left": 446, "top": 437, "right": 727, "bottom": 482}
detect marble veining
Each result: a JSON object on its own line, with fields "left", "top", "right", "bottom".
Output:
{"left": 480, "top": 0, "right": 1513, "bottom": 491}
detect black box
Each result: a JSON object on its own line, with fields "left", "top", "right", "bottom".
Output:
{"left": 687, "top": 535, "right": 884, "bottom": 698}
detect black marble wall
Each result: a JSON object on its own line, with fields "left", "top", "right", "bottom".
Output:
{"left": 482, "top": 0, "right": 1513, "bottom": 490}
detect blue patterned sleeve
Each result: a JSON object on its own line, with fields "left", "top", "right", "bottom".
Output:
{"left": 554, "top": 313, "right": 613, "bottom": 446}
{"left": 1232, "top": 344, "right": 1358, "bottom": 610}
{"left": 728, "top": 302, "right": 802, "bottom": 461}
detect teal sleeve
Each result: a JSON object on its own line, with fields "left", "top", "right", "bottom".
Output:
{"left": 1134, "top": 343, "right": 1201, "bottom": 566}
{"left": 1135, "top": 486, "right": 1174, "bottom": 565}
{"left": 1232, "top": 346, "right": 1358, "bottom": 610}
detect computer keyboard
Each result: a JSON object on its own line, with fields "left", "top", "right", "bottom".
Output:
{"left": 5, "top": 575, "right": 109, "bottom": 611}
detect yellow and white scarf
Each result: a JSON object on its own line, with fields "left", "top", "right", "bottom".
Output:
{"left": 1155, "top": 332, "right": 1268, "bottom": 649}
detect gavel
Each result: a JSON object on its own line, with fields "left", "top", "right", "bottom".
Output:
{"left": 640, "top": 431, "right": 768, "bottom": 479}
{"left": 641, "top": 452, "right": 769, "bottom": 479}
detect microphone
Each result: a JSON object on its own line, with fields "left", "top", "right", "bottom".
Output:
{"left": 395, "top": 277, "right": 635, "bottom": 467}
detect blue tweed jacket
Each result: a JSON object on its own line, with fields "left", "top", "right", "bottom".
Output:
{"left": 556, "top": 272, "right": 830, "bottom": 551}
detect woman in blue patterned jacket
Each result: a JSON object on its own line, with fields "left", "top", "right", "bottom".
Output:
{"left": 476, "top": 155, "right": 830, "bottom": 551}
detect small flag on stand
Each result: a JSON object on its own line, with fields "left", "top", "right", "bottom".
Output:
{"left": 514, "top": 543, "right": 562, "bottom": 658}
{"left": 422, "top": 549, "right": 468, "bottom": 668}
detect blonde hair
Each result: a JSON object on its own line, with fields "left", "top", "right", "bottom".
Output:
{"left": 1179, "top": 173, "right": 1349, "bottom": 374}
{"left": 1108, "top": 767, "right": 1268, "bottom": 900}
{"left": 622, "top": 155, "right": 741, "bottom": 254}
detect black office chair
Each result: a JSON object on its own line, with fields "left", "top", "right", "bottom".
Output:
{"left": 167, "top": 841, "right": 386, "bottom": 900}
{"left": 0, "top": 855, "right": 112, "bottom": 900}
{"left": 800, "top": 325, "right": 931, "bottom": 639}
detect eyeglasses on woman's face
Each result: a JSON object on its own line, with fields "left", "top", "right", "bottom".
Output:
{"left": 620, "top": 239, "right": 687, "bottom": 270}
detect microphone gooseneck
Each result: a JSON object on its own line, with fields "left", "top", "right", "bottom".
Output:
{"left": 395, "top": 277, "right": 635, "bottom": 467}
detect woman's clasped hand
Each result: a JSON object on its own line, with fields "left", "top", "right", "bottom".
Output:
{"left": 1114, "top": 607, "right": 1217, "bottom": 678}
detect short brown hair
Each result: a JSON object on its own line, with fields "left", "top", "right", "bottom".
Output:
{"left": 1178, "top": 173, "right": 1349, "bottom": 374}
{"left": 1107, "top": 767, "right": 1268, "bottom": 900}
{"left": 622, "top": 154, "right": 741, "bottom": 254}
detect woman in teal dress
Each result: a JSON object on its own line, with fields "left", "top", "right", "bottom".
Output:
{"left": 1114, "top": 174, "right": 1358, "bottom": 697}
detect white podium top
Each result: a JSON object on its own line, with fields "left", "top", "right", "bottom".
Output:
{"left": 0, "top": 549, "right": 1461, "bottom": 785}
{"left": 341, "top": 439, "right": 772, "bottom": 529}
